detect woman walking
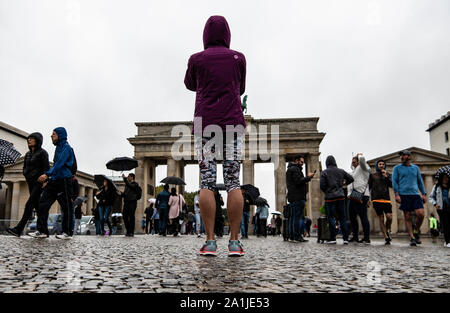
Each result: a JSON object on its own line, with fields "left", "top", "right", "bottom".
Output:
{"left": 430, "top": 173, "right": 450, "bottom": 247}
{"left": 95, "top": 179, "right": 116, "bottom": 236}
{"left": 168, "top": 187, "right": 185, "bottom": 237}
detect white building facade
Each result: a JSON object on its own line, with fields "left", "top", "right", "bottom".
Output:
{"left": 427, "top": 111, "right": 450, "bottom": 156}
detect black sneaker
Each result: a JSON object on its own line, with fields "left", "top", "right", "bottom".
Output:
{"left": 410, "top": 238, "right": 417, "bottom": 246}
{"left": 362, "top": 239, "right": 371, "bottom": 245}
{"left": 349, "top": 237, "right": 359, "bottom": 243}
{"left": 298, "top": 236, "right": 309, "bottom": 242}
{"left": 386, "top": 231, "right": 392, "bottom": 241}
{"left": 413, "top": 232, "right": 422, "bottom": 244}
{"left": 7, "top": 227, "right": 21, "bottom": 237}
{"left": 385, "top": 238, "right": 391, "bottom": 245}
{"left": 357, "top": 239, "right": 364, "bottom": 243}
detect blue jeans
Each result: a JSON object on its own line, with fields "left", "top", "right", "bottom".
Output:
{"left": 95, "top": 219, "right": 102, "bottom": 235}
{"left": 159, "top": 208, "right": 169, "bottom": 235}
{"left": 289, "top": 200, "right": 305, "bottom": 240}
{"left": 325, "top": 200, "right": 348, "bottom": 241}
{"left": 98, "top": 205, "right": 112, "bottom": 234}
{"left": 240, "top": 211, "right": 250, "bottom": 237}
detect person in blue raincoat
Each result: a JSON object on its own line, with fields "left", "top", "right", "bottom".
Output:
{"left": 29, "top": 127, "right": 76, "bottom": 239}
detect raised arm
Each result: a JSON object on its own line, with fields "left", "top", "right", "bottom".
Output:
{"left": 184, "top": 56, "right": 197, "bottom": 92}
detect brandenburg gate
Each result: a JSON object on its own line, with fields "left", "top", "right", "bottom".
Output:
{"left": 128, "top": 115, "right": 326, "bottom": 232}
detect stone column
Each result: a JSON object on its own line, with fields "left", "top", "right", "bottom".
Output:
{"left": 79, "top": 185, "right": 86, "bottom": 198}
{"left": 135, "top": 157, "right": 146, "bottom": 234}
{"left": 178, "top": 160, "right": 185, "bottom": 195}
{"left": 87, "top": 188, "right": 94, "bottom": 215}
{"left": 306, "top": 153, "right": 322, "bottom": 226}
{"left": 422, "top": 174, "right": 435, "bottom": 234}
{"left": 243, "top": 159, "right": 255, "bottom": 216}
{"left": 16, "top": 181, "right": 28, "bottom": 224}
{"left": 390, "top": 188, "right": 402, "bottom": 234}
{"left": 147, "top": 159, "right": 156, "bottom": 197}
{"left": 5, "top": 182, "right": 13, "bottom": 220}
{"left": 142, "top": 158, "right": 150, "bottom": 207}
{"left": 167, "top": 158, "right": 177, "bottom": 177}
{"left": 10, "top": 181, "right": 21, "bottom": 227}
{"left": 274, "top": 155, "right": 286, "bottom": 213}
{"left": 79, "top": 185, "right": 86, "bottom": 215}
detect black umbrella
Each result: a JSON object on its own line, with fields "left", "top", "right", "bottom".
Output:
{"left": 94, "top": 174, "right": 117, "bottom": 191}
{"left": 73, "top": 196, "right": 88, "bottom": 207}
{"left": 160, "top": 176, "right": 186, "bottom": 185}
{"left": 254, "top": 197, "right": 268, "bottom": 207}
{"left": 0, "top": 139, "right": 21, "bottom": 166}
{"left": 106, "top": 157, "right": 138, "bottom": 171}
{"left": 241, "top": 184, "right": 260, "bottom": 204}
{"left": 435, "top": 165, "right": 450, "bottom": 179}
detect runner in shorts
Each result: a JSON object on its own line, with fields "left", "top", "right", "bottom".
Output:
{"left": 185, "top": 15, "right": 247, "bottom": 257}
{"left": 392, "top": 150, "right": 427, "bottom": 246}
{"left": 368, "top": 159, "right": 393, "bottom": 245}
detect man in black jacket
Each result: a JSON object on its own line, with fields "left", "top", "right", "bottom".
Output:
{"left": 7, "top": 133, "right": 50, "bottom": 237}
{"left": 286, "top": 155, "right": 315, "bottom": 242}
{"left": 320, "top": 155, "right": 354, "bottom": 244}
{"left": 120, "top": 173, "right": 140, "bottom": 236}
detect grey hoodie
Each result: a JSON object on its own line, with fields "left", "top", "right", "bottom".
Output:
{"left": 320, "top": 156, "right": 354, "bottom": 200}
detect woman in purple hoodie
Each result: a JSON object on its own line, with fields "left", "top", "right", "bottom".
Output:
{"left": 184, "top": 15, "right": 246, "bottom": 257}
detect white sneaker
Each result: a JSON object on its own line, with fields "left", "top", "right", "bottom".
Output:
{"left": 326, "top": 240, "right": 337, "bottom": 244}
{"left": 55, "top": 233, "right": 72, "bottom": 240}
{"left": 446, "top": 243, "right": 450, "bottom": 248}
{"left": 343, "top": 240, "right": 349, "bottom": 245}
{"left": 27, "top": 231, "right": 48, "bottom": 238}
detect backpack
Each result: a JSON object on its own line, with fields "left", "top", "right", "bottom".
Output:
{"left": 71, "top": 149, "right": 77, "bottom": 175}
{"left": 135, "top": 185, "right": 142, "bottom": 200}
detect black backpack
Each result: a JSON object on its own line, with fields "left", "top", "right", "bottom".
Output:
{"left": 71, "top": 149, "right": 77, "bottom": 175}
{"left": 135, "top": 185, "right": 142, "bottom": 200}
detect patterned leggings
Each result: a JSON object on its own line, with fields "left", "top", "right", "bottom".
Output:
{"left": 195, "top": 133, "right": 244, "bottom": 193}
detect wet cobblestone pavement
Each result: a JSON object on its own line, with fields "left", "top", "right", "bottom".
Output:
{"left": 0, "top": 234, "right": 448, "bottom": 293}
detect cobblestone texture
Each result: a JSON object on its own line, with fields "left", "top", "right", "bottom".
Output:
{"left": 0, "top": 234, "right": 448, "bottom": 293}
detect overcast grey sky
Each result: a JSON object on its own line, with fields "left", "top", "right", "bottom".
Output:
{"left": 1, "top": 0, "right": 449, "bottom": 209}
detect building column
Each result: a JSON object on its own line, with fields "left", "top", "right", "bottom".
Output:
{"left": 135, "top": 157, "right": 146, "bottom": 234}
{"left": 87, "top": 188, "right": 94, "bottom": 215}
{"left": 390, "top": 188, "right": 400, "bottom": 234}
{"left": 274, "top": 155, "right": 286, "bottom": 213}
{"left": 10, "top": 181, "right": 21, "bottom": 227}
{"left": 79, "top": 185, "right": 86, "bottom": 198}
{"left": 167, "top": 157, "right": 177, "bottom": 177}
{"left": 243, "top": 159, "right": 255, "bottom": 216}
{"left": 5, "top": 182, "right": 13, "bottom": 220}
{"left": 78, "top": 185, "right": 86, "bottom": 213}
{"left": 145, "top": 159, "right": 156, "bottom": 198}
{"left": 422, "top": 174, "right": 435, "bottom": 234}
{"left": 178, "top": 160, "right": 185, "bottom": 195}
{"left": 306, "top": 153, "right": 322, "bottom": 226}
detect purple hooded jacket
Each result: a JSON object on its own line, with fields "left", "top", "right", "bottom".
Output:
{"left": 184, "top": 16, "right": 246, "bottom": 134}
